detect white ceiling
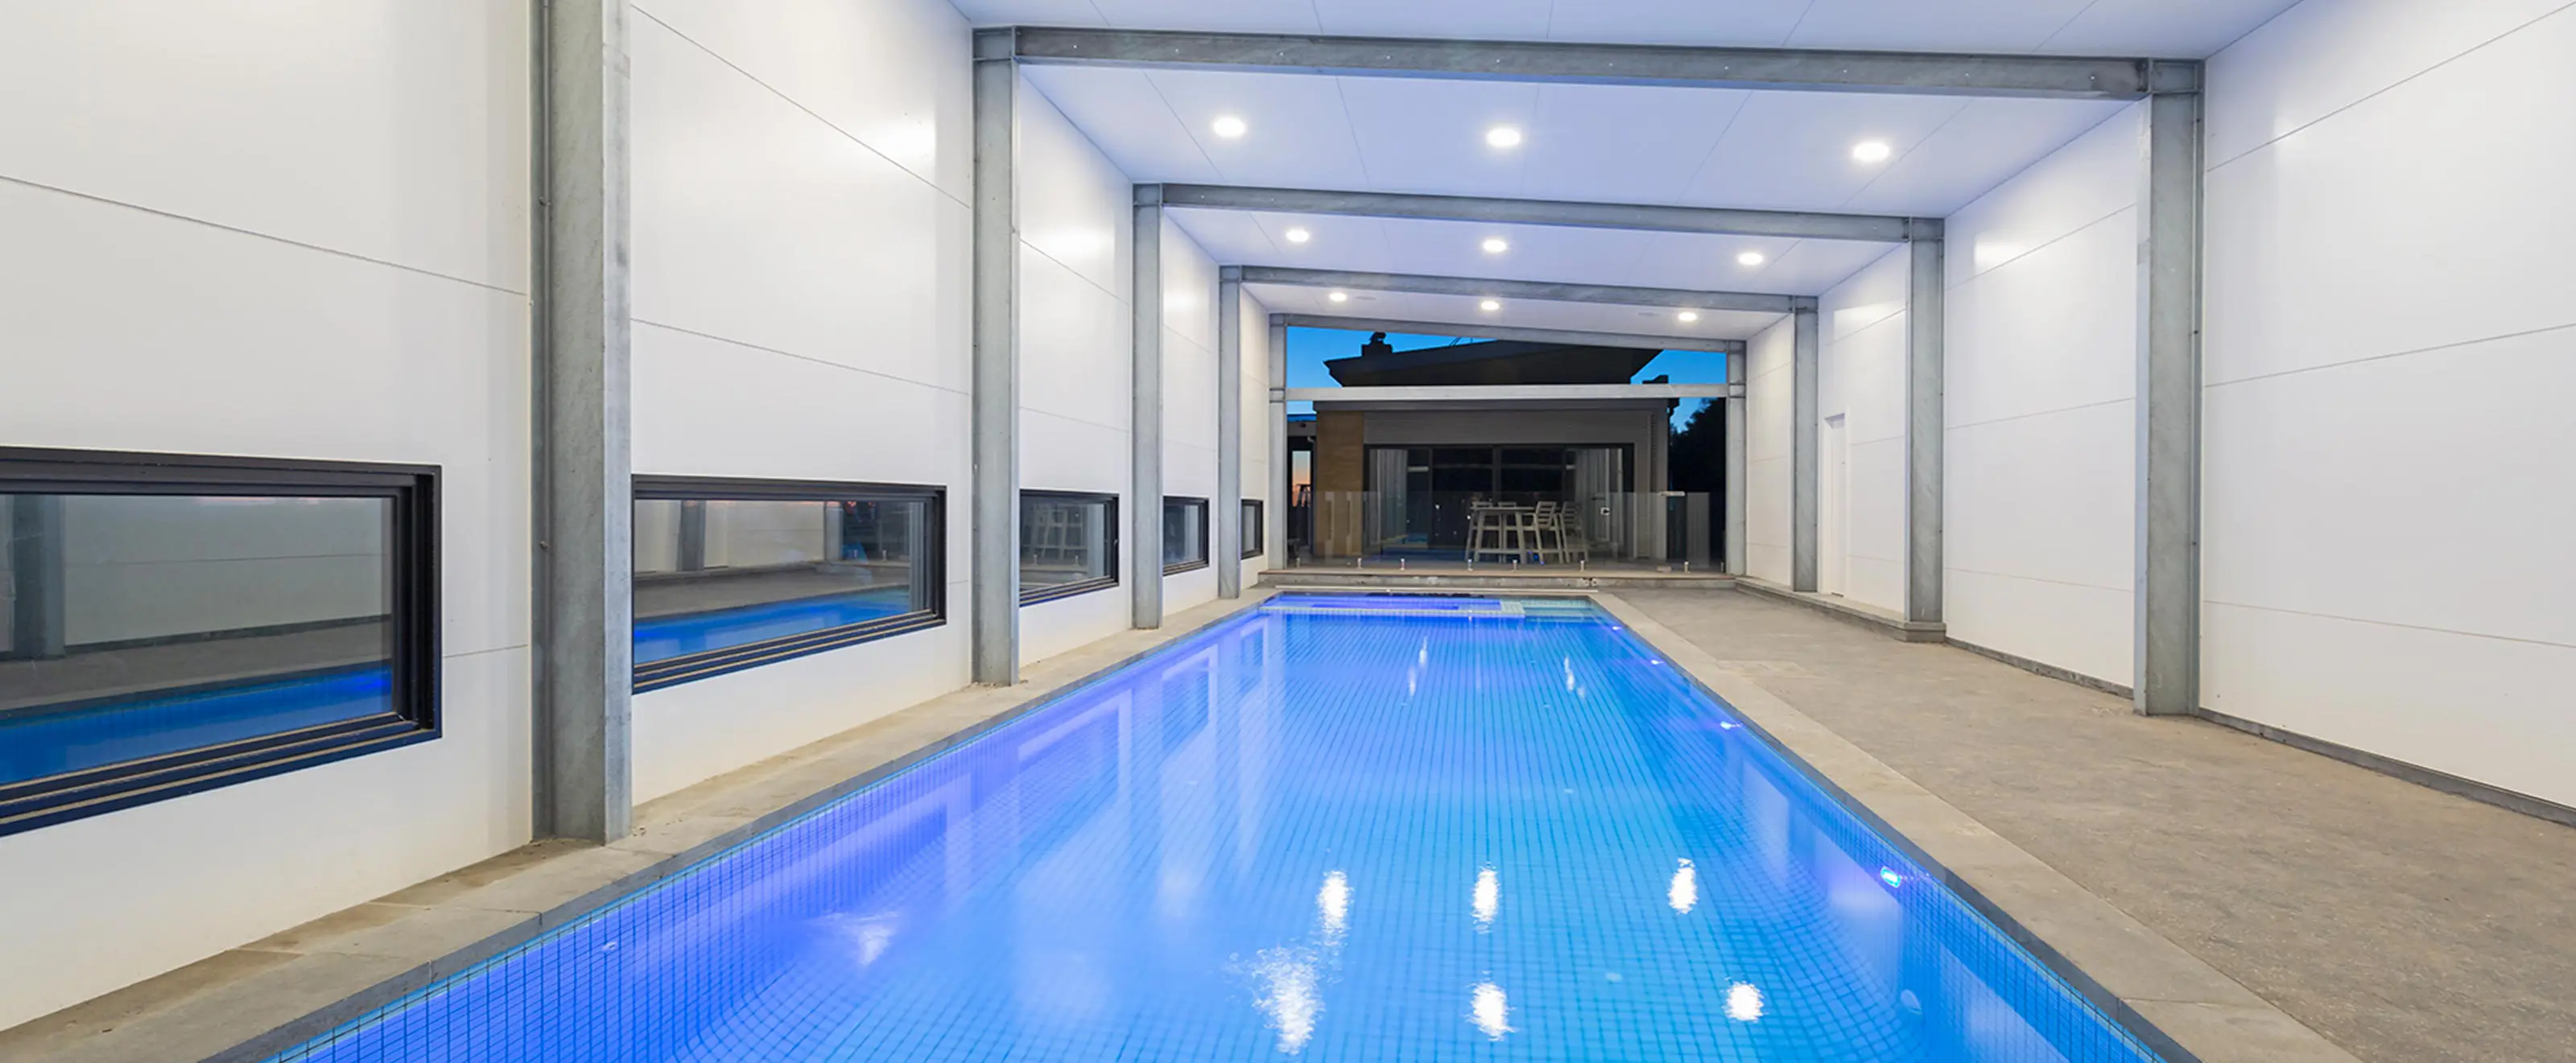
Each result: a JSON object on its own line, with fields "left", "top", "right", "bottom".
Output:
{"left": 953, "top": 0, "right": 2304, "bottom": 59}
{"left": 966, "top": 0, "right": 2300, "bottom": 308}
{"left": 1173, "top": 208, "right": 1892, "bottom": 296}
{"left": 1247, "top": 282, "right": 1784, "bottom": 344}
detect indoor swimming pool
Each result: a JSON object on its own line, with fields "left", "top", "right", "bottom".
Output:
{"left": 270, "top": 594, "right": 2165, "bottom": 1061}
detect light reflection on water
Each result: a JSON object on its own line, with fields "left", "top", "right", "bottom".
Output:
{"left": 271, "top": 597, "right": 2167, "bottom": 1063}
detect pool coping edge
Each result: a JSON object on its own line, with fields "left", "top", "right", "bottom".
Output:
{"left": 1591, "top": 591, "right": 2363, "bottom": 1063}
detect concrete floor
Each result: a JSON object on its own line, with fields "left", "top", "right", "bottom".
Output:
{"left": 1620, "top": 589, "right": 2576, "bottom": 1063}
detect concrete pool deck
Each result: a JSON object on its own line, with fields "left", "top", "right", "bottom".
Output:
{"left": 1613, "top": 587, "right": 2576, "bottom": 1063}
{"left": 2, "top": 584, "right": 2543, "bottom": 1061}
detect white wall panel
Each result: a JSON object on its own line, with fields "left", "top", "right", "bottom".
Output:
{"left": 0, "top": 0, "right": 529, "bottom": 292}
{"left": 1744, "top": 317, "right": 1794, "bottom": 584}
{"left": 637, "top": 0, "right": 971, "bottom": 200}
{"left": 1018, "top": 75, "right": 1133, "bottom": 295}
{"left": 0, "top": 129, "right": 530, "bottom": 1030}
{"left": 1816, "top": 249, "right": 1909, "bottom": 613}
{"left": 634, "top": 599, "right": 971, "bottom": 802}
{"left": 1934, "top": 106, "right": 2141, "bottom": 685}
{"left": 630, "top": 14, "right": 970, "bottom": 393}
{"left": 1016, "top": 81, "right": 1141, "bottom": 662}
{"left": 2202, "top": 0, "right": 2576, "bottom": 805}
{"left": 2202, "top": 0, "right": 2570, "bottom": 166}
{"left": 625, "top": 0, "right": 976, "bottom": 799}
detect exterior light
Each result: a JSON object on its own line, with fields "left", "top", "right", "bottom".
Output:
{"left": 1327, "top": 290, "right": 1349, "bottom": 303}
{"left": 1485, "top": 126, "right": 1523, "bottom": 148}
{"left": 1480, "top": 237, "right": 1509, "bottom": 254}
{"left": 1678, "top": 311, "right": 1701, "bottom": 323}
{"left": 1852, "top": 139, "right": 1892, "bottom": 163}
{"left": 1480, "top": 299, "right": 1502, "bottom": 311}
{"left": 1737, "top": 251, "right": 1766, "bottom": 266}
{"left": 1285, "top": 227, "right": 1311, "bottom": 244}
{"left": 1213, "top": 115, "right": 1248, "bottom": 139}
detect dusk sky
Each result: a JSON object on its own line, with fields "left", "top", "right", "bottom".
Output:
{"left": 1284, "top": 327, "right": 1729, "bottom": 429}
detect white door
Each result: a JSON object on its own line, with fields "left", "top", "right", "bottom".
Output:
{"left": 1819, "top": 414, "right": 1848, "bottom": 596}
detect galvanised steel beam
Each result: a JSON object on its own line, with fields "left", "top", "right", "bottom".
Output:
{"left": 2135, "top": 92, "right": 2204, "bottom": 717}
{"left": 1790, "top": 304, "right": 1820, "bottom": 591}
{"left": 1278, "top": 313, "right": 1745, "bottom": 354}
{"left": 1216, "top": 266, "right": 1244, "bottom": 599}
{"left": 1725, "top": 348, "right": 1748, "bottom": 577}
{"left": 1159, "top": 184, "right": 1933, "bottom": 244}
{"left": 533, "top": 0, "right": 634, "bottom": 843}
{"left": 1905, "top": 237, "right": 1946, "bottom": 626}
{"left": 1265, "top": 313, "right": 1289, "bottom": 568}
{"left": 969, "top": 33, "right": 1020, "bottom": 684}
{"left": 1001, "top": 27, "right": 2200, "bottom": 101}
{"left": 1242, "top": 266, "right": 1809, "bottom": 315}
{"left": 1132, "top": 187, "right": 1166, "bottom": 629}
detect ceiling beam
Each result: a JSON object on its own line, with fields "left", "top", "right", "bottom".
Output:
{"left": 1294, "top": 384, "right": 1741, "bottom": 403}
{"left": 995, "top": 27, "right": 2201, "bottom": 101}
{"left": 1278, "top": 312, "right": 1745, "bottom": 353}
{"left": 1242, "top": 266, "right": 1812, "bottom": 314}
{"left": 1154, "top": 183, "right": 1932, "bottom": 243}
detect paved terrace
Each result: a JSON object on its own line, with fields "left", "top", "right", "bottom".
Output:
{"left": 1620, "top": 588, "right": 2575, "bottom": 1063}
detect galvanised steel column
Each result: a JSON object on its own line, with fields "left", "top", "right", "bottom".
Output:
{"left": 1790, "top": 304, "right": 1820, "bottom": 591}
{"left": 1724, "top": 346, "right": 1748, "bottom": 575}
{"left": 969, "top": 31, "right": 1021, "bottom": 684}
{"left": 533, "top": 0, "right": 634, "bottom": 842}
{"left": 1131, "top": 187, "right": 1165, "bottom": 628}
{"left": 1267, "top": 314, "right": 1289, "bottom": 567}
{"left": 1905, "top": 233, "right": 1946, "bottom": 626}
{"left": 1216, "top": 266, "right": 1244, "bottom": 598}
{"left": 2136, "top": 89, "right": 2205, "bottom": 716}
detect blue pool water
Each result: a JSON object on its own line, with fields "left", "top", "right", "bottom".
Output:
{"left": 0, "top": 666, "right": 390, "bottom": 786}
{"left": 275, "top": 595, "right": 2163, "bottom": 1061}
{"left": 632, "top": 589, "right": 913, "bottom": 665}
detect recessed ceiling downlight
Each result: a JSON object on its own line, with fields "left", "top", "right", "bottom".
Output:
{"left": 1327, "top": 290, "right": 1349, "bottom": 303}
{"left": 1678, "top": 311, "right": 1701, "bottom": 323}
{"left": 1485, "top": 126, "right": 1524, "bottom": 149}
{"left": 1480, "top": 237, "right": 1510, "bottom": 254}
{"left": 1736, "top": 251, "right": 1766, "bottom": 266}
{"left": 1852, "top": 139, "right": 1892, "bottom": 163}
{"left": 1213, "top": 115, "right": 1249, "bottom": 139}
{"left": 1285, "top": 227, "right": 1312, "bottom": 244}
{"left": 1480, "top": 299, "right": 1502, "bottom": 312}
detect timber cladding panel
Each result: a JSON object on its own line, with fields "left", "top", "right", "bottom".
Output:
{"left": 1314, "top": 410, "right": 1365, "bottom": 556}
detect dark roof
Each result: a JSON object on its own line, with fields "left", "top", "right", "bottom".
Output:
{"left": 1324, "top": 337, "right": 1661, "bottom": 386}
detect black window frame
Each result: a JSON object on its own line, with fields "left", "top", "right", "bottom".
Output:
{"left": 1240, "top": 500, "right": 1265, "bottom": 559}
{"left": 1018, "top": 489, "right": 1121, "bottom": 605}
{"left": 1161, "top": 496, "right": 1211, "bottom": 576}
{"left": 0, "top": 447, "right": 440, "bottom": 838}
{"left": 631, "top": 476, "right": 945, "bottom": 693}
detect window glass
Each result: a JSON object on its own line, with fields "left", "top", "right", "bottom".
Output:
{"left": 1240, "top": 500, "right": 1265, "bottom": 558}
{"left": 1162, "top": 497, "right": 1208, "bottom": 573}
{"left": 1, "top": 450, "right": 436, "bottom": 836}
{"left": 633, "top": 482, "right": 941, "bottom": 691}
{"left": 1021, "top": 492, "right": 1118, "bottom": 604}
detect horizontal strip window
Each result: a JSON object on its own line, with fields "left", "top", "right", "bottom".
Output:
{"left": 0, "top": 447, "right": 439, "bottom": 838}
{"left": 1162, "top": 496, "right": 1210, "bottom": 575}
{"left": 1022, "top": 491, "right": 1119, "bottom": 605}
{"left": 1241, "top": 500, "right": 1265, "bottom": 559}
{"left": 633, "top": 477, "right": 944, "bottom": 693}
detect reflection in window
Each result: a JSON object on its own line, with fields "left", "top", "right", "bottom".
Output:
{"left": 0, "top": 449, "right": 437, "bottom": 836}
{"left": 1163, "top": 496, "right": 1209, "bottom": 575}
{"left": 1241, "top": 500, "right": 1265, "bottom": 559}
{"left": 632, "top": 479, "right": 943, "bottom": 692}
{"left": 1021, "top": 492, "right": 1118, "bottom": 604}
